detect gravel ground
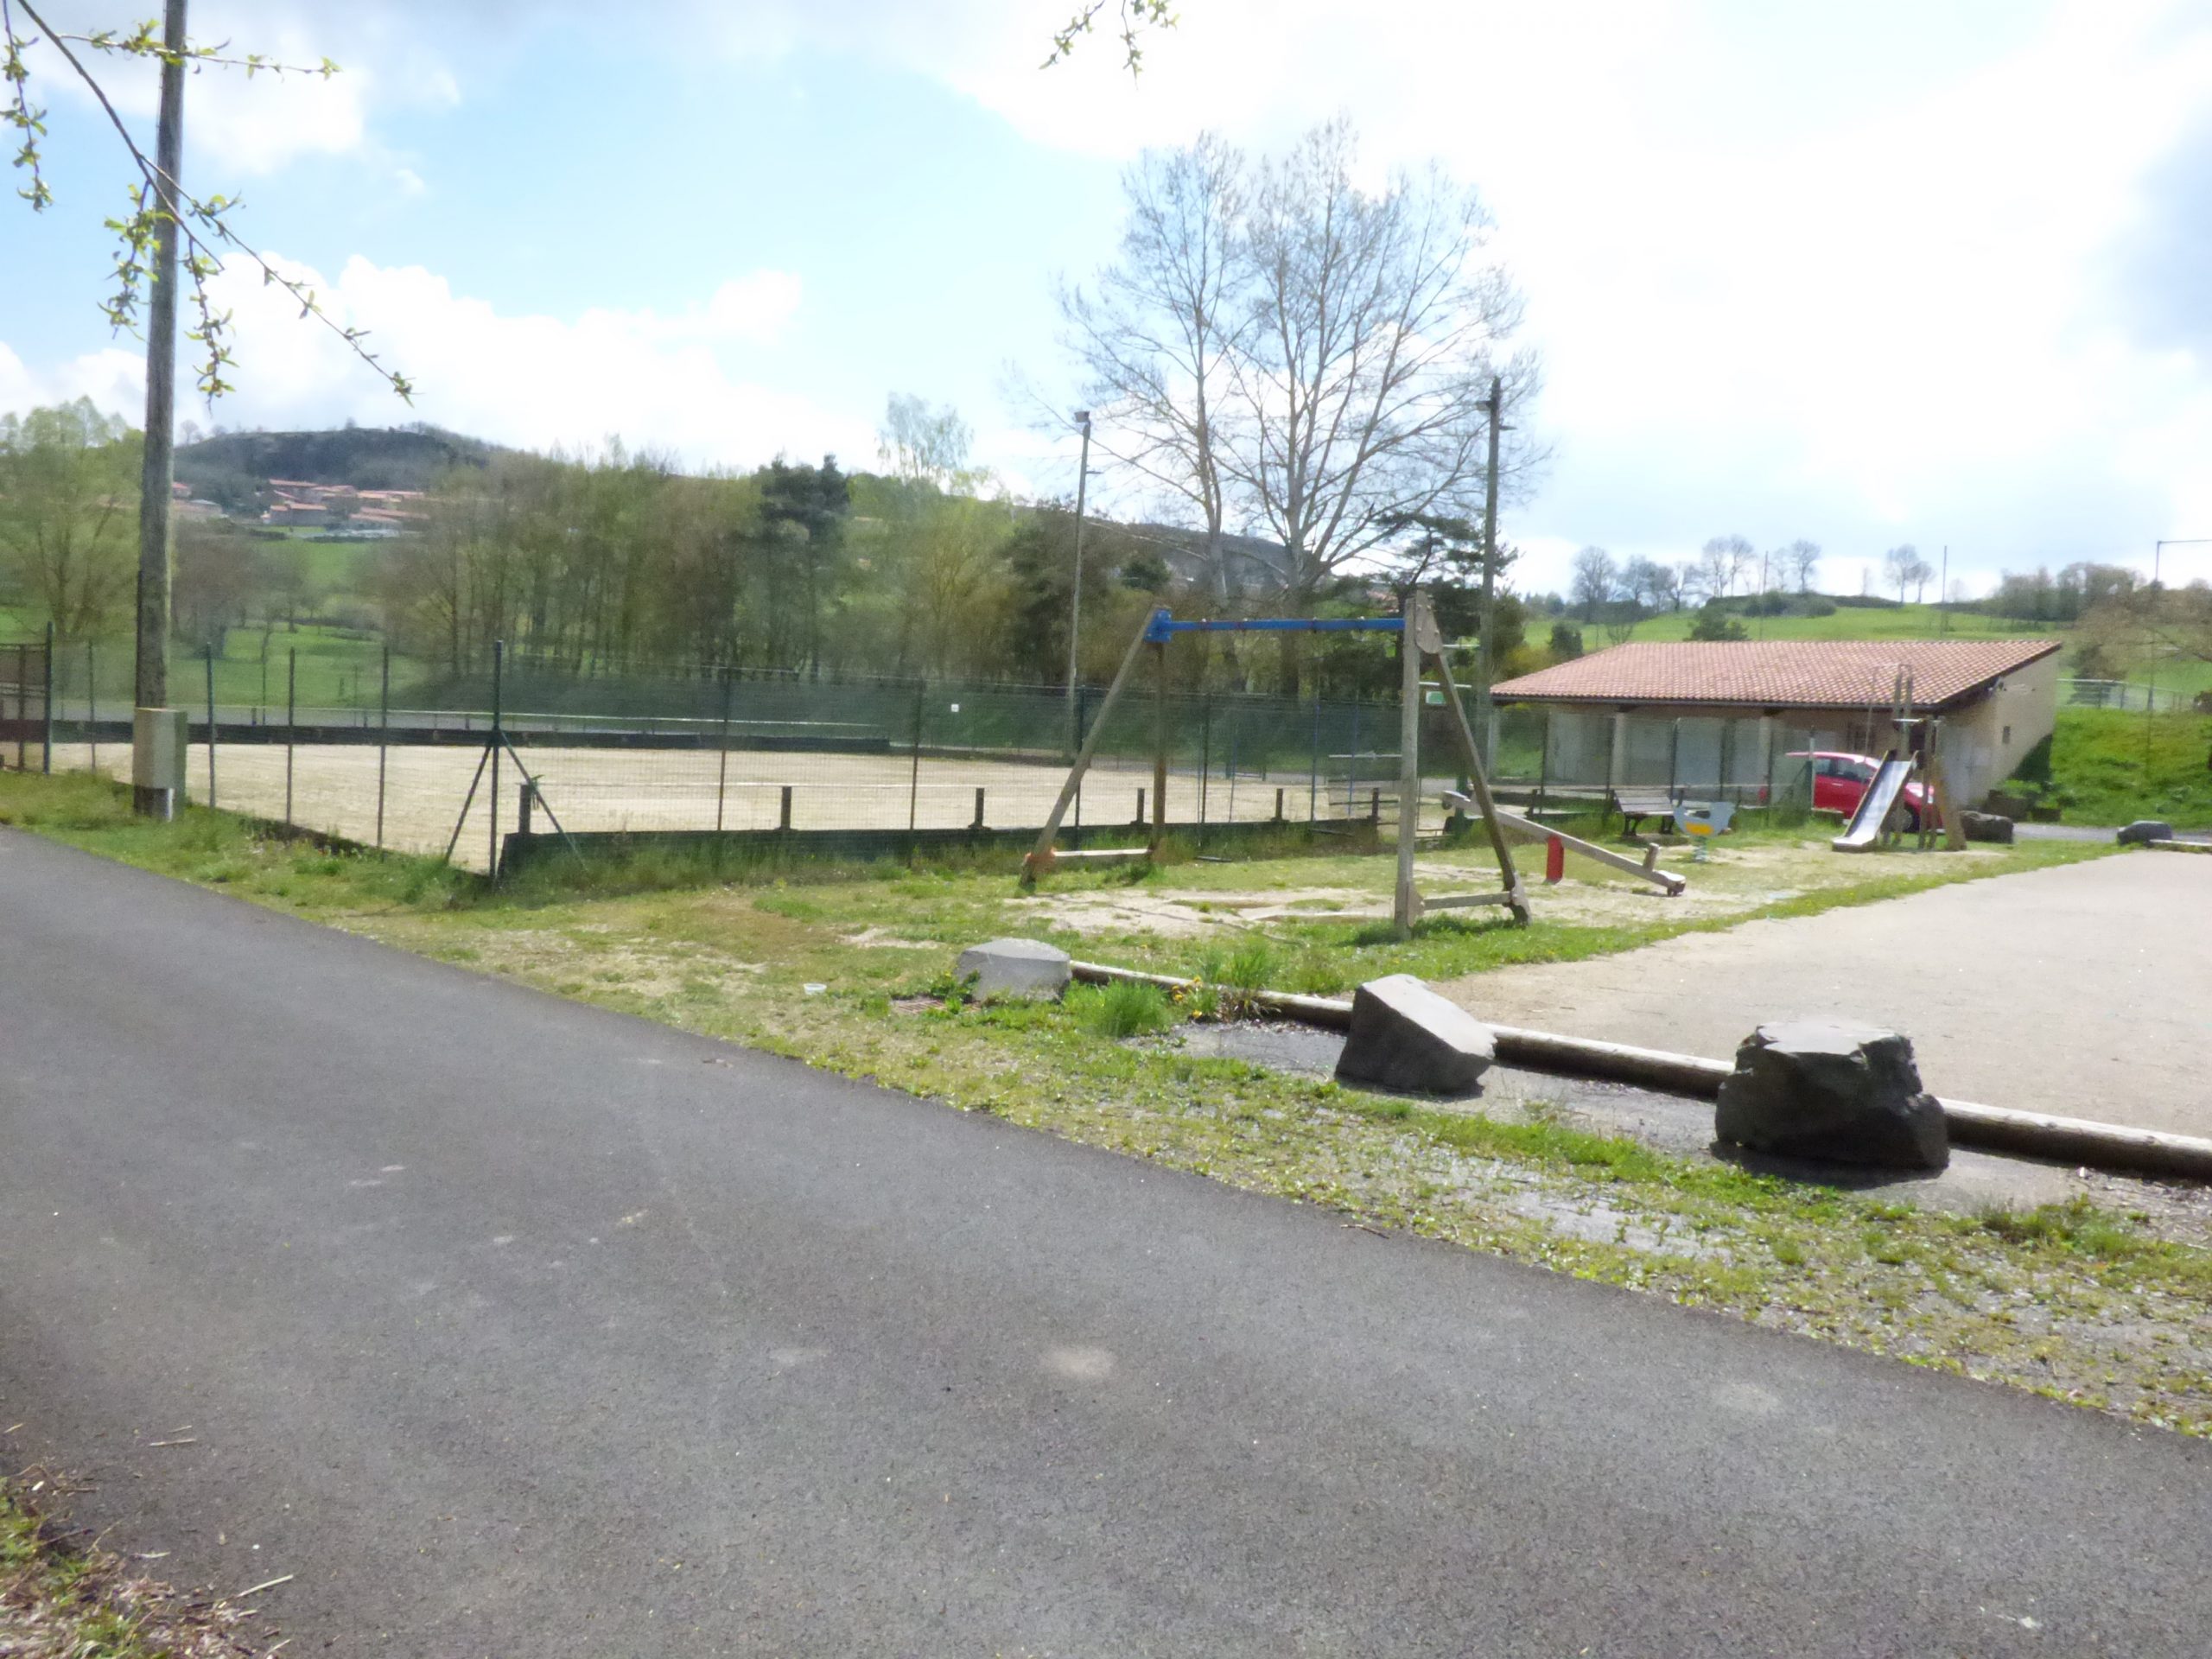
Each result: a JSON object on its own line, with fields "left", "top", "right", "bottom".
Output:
{"left": 1434, "top": 850, "right": 2212, "bottom": 1136}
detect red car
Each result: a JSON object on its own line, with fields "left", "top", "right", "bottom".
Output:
{"left": 1789, "top": 750, "right": 1940, "bottom": 832}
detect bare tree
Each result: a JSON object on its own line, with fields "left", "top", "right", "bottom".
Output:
{"left": 1909, "top": 553, "right": 1935, "bottom": 602}
{"left": 1055, "top": 133, "right": 1247, "bottom": 600}
{"left": 1699, "top": 534, "right": 1751, "bottom": 599}
{"left": 1570, "top": 545, "right": 1617, "bottom": 621}
{"left": 1672, "top": 558, "right": 1702, "bottom": 607}
{"left": 1786, "top": 537, "right": 1821, "bottom": 594}
{"left": 1882, "top": 543, "right": 1918, "bottom": 603}
{"left": 876, "top": 393, "right": 974, "bottom": 489}
{"left": 1221, "top": 118, "right": 1537, "bottom": 605}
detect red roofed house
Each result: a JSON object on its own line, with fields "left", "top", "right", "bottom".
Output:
{"left": 1489, "top": 638, "right": 2062, "bottom": 809}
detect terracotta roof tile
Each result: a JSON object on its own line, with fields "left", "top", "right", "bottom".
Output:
{"left": 1491, "top": 638, "right": 2061, "bottom": 712}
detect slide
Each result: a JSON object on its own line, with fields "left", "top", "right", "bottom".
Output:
{"left": 1832, "top": 754, "right": 1910, "bottom": 852}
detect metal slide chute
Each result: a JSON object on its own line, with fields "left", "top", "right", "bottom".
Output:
{"left": 1832, "top": 753, "right": 1911, "bottom": 852}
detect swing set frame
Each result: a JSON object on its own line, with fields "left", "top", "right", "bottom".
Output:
{"left": 1017, "top": 595, "right": 1531, "bottom": 937}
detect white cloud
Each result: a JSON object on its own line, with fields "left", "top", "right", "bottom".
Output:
{"left": 809, "top": 0, "right": 2212, "bottom": 588}
{"left": 20, "top": 0, "right": 463, "bottom": 174}
{"left": 0, "top": 257, "right": 870, "bottom": 472}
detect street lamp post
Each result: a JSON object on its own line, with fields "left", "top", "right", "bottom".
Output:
{"left": 1065, "top": 410, "right": 1093, "bottom": 757}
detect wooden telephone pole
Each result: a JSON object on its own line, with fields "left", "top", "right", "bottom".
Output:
{"left": 132, "top": 0, "right": 188, "bottom": 816}
{"left": 1474, "top": 375, "right": 1504, "bottom": 770}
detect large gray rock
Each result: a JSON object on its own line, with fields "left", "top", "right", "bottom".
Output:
{"left": 2118, "top": 819, "right": 2174, "bottom": 847}
{"left": 1334, "top": 974, "right": 1495, "bottom": 1096}
{"left": 1960, "top": 809, "right": 2014, "bottom": 844}
{"left": 957, "top": 938, "right": 1071, "bottom": 1001}
{"left": 1715, "top": 1020, "right": 1948, "bottom": 1170}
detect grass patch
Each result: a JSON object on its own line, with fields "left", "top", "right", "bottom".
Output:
{"left": 1073, "top": 978, "right": 1175, "bottom": 1038}
{"left": 0, "top": 1476, "right": 261, "bottom": 1656}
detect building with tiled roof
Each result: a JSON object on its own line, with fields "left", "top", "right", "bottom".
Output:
{"left": 1491, "top": 638, "right": 2062, "bottom": 809}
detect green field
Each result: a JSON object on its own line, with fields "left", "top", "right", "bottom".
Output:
{"left": 1618, "top": 601, "right": 2058, "bottom": 644}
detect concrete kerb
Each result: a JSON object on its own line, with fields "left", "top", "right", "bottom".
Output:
{"left": 1065, "top": 959, "right": 2212, "bottom": 1185}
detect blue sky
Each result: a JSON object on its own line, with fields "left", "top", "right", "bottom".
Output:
{"left": 4, "top": 0, "right": 2211, "bottom": 598}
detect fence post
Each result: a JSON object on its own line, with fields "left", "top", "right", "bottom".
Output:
{"left": 285, "top": 647, "right": 296, "bottom": 827}
{"left": 1198, "top": 692, "right": 1211, "bottom": 845}
{"left": 908, "top": 679, "right": 925, "bottom": 834}
{"left": 1347, "top": 701, "right": 1362, "bottom": 818}
{"left": 376, "top": 646, "right": 390, "bottom": 850}
{"left": 489, "top": 639, "right": 505, "bottom": 878}
{"left": 204, "top": 641, "right": 216, "bottom": 810}
{"left": 1668, "top": 718, "right": 1679, "bottom": 802}
{"left": 41, "top": 621, "right": 54, "bottom": 773}
{"left": 715, "top": 666, "right": 733, "bottom": 834}
{"left": 779, "top": 784, "right": 792, "bottom": 832}
{"left": 1309, "top": 684, "right": 1321, "bottom": 823}
{"left": 86, "top": 641, "right": 98, "bottom": 774}
{"left": 972, "top": 786, "right": 985, "bottom": 832}
{"left": 1536, "top": 705, "right": 1551, "bottom": 817}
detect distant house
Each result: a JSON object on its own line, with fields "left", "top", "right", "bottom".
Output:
{"left": 1490, "top": 638, "right": 2062, "bottom": 808}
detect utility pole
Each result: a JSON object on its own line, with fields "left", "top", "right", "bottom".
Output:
{"left": 1938, "top": 546, "right": 1948, "bottom": 635}
{"left": 1065, "top": 409, "right": 1093, "bottom": 759}
{"left": 1475, "top": 376, "right": 1504, "bottom": 770}
{"left": 132, "top": 0, "right": 187, "bottom": 817}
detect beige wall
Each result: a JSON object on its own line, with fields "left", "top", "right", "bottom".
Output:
{"left": 1941, "top": 652, "right": 2060, "bottom": 805}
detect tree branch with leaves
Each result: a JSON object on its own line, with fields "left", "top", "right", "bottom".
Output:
{"left": 3, "top": 0, "right": 410, "bottom": 402}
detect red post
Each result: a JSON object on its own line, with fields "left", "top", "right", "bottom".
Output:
{"left": 1545, "top": 835, "right": 1565, "bottom": 885}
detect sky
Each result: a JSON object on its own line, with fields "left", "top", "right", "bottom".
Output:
{"left": 3, "top": 0, "right": 2211, "bottom": 600}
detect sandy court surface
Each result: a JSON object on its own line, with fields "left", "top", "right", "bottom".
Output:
{"left": 47, "top": 741, "right": 1385, "bottom": 871}
{"left": 1438, "top": 851, "right": 2212, "bottom": 1136}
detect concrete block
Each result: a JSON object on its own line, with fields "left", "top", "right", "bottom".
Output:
{"left": 1334, "top": 974, "right": 1495, "bottom": 1096}
{"left": 957, "top": 938, "right": 1071, "bottom": 1001}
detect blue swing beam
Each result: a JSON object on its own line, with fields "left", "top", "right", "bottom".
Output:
{"left": 1142, "top": 608, "right": 1403, "bottom": 644}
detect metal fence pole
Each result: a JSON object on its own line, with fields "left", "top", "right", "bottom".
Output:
{"left": 1668, "top": 718, "right": 1680, "bottom": 802}
{"left": 285, "top": 647, "right": 296, "bottom": 826}
{"left": 41, "top": 621, "right": 54, "bottom": 773}
{"left": 1347, "top": 701, "right": 1362, "bottom": 818}
{"left": 376, "top": 645, "right": 390, "bottom": 850}
{"left": 204, "top": 641, "right": 216, "bottom": 810}
{"left": 1536, "top": 706, "right": 1551, "bottom": 816}
{"left": 1198, "top": 692, "right": 1211, "bottom": 845}
{"left": 489, "top": 639, "right": 505, "bottom": 878}
{"left": 86, "top": 641, "right": 98, "bottom": 774}
{"left": 715, "top": 666, "right": 732, "bottom": 834}
{"left": 908, "top": 679, "right": 925, "bottom": 834}
{"left": 1309, "top": 683, "right": 1321, "bottom": 823}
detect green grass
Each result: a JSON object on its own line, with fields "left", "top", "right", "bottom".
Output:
{"left": 2044, "top": 707, "right": 2212, "bottom": 827}
{"left": 3, "top": 766, "right": 2209, "bottom": 1437}
{"left": 1619, "top": 601, "right": 2061, "bottom": 644}
{"left": 1, "top": 1477, "right": 257, "bottom": 1656}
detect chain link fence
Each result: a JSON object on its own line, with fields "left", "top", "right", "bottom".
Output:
{"left": 14, "top": 632, "right": 1857, "bottom": 869}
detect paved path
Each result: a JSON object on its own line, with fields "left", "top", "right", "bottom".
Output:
{"left": 1445, "top": 851, "right": 2212, "bottom": 1136}
{"left": 4, "top": 830, "right": 2211, "bottom": 1656}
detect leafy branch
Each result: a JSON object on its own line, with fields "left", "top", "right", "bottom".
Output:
{"left": 1043, "top": 0, "right": 1177, "bottom": 74}
{"left": 3, "top": 1, "right": 411, "bottom": 404}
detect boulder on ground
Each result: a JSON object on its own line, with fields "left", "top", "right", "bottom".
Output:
{"left": 1715, "top": 1020, "right": 1948, "bottom": 1171}
{"left": 1334, "top": 974, "right": 1495, "bottom": 1096}
{"left": 1959, "top": 809, "right": 2014, "bottom": 844}
{"left": 957, "top": 938, "right": 1071, "bottom": 1001}
{"left": 2118, "top": 819, "right": 2174, "bottom": 847}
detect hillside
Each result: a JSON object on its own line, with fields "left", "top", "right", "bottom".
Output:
{"left": 175, "top": 423, "right": 505, "bottom": 509}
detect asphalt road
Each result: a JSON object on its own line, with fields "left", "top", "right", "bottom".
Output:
{"left": 3, "top": 830, "right": 2209, "bottom": 1656}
